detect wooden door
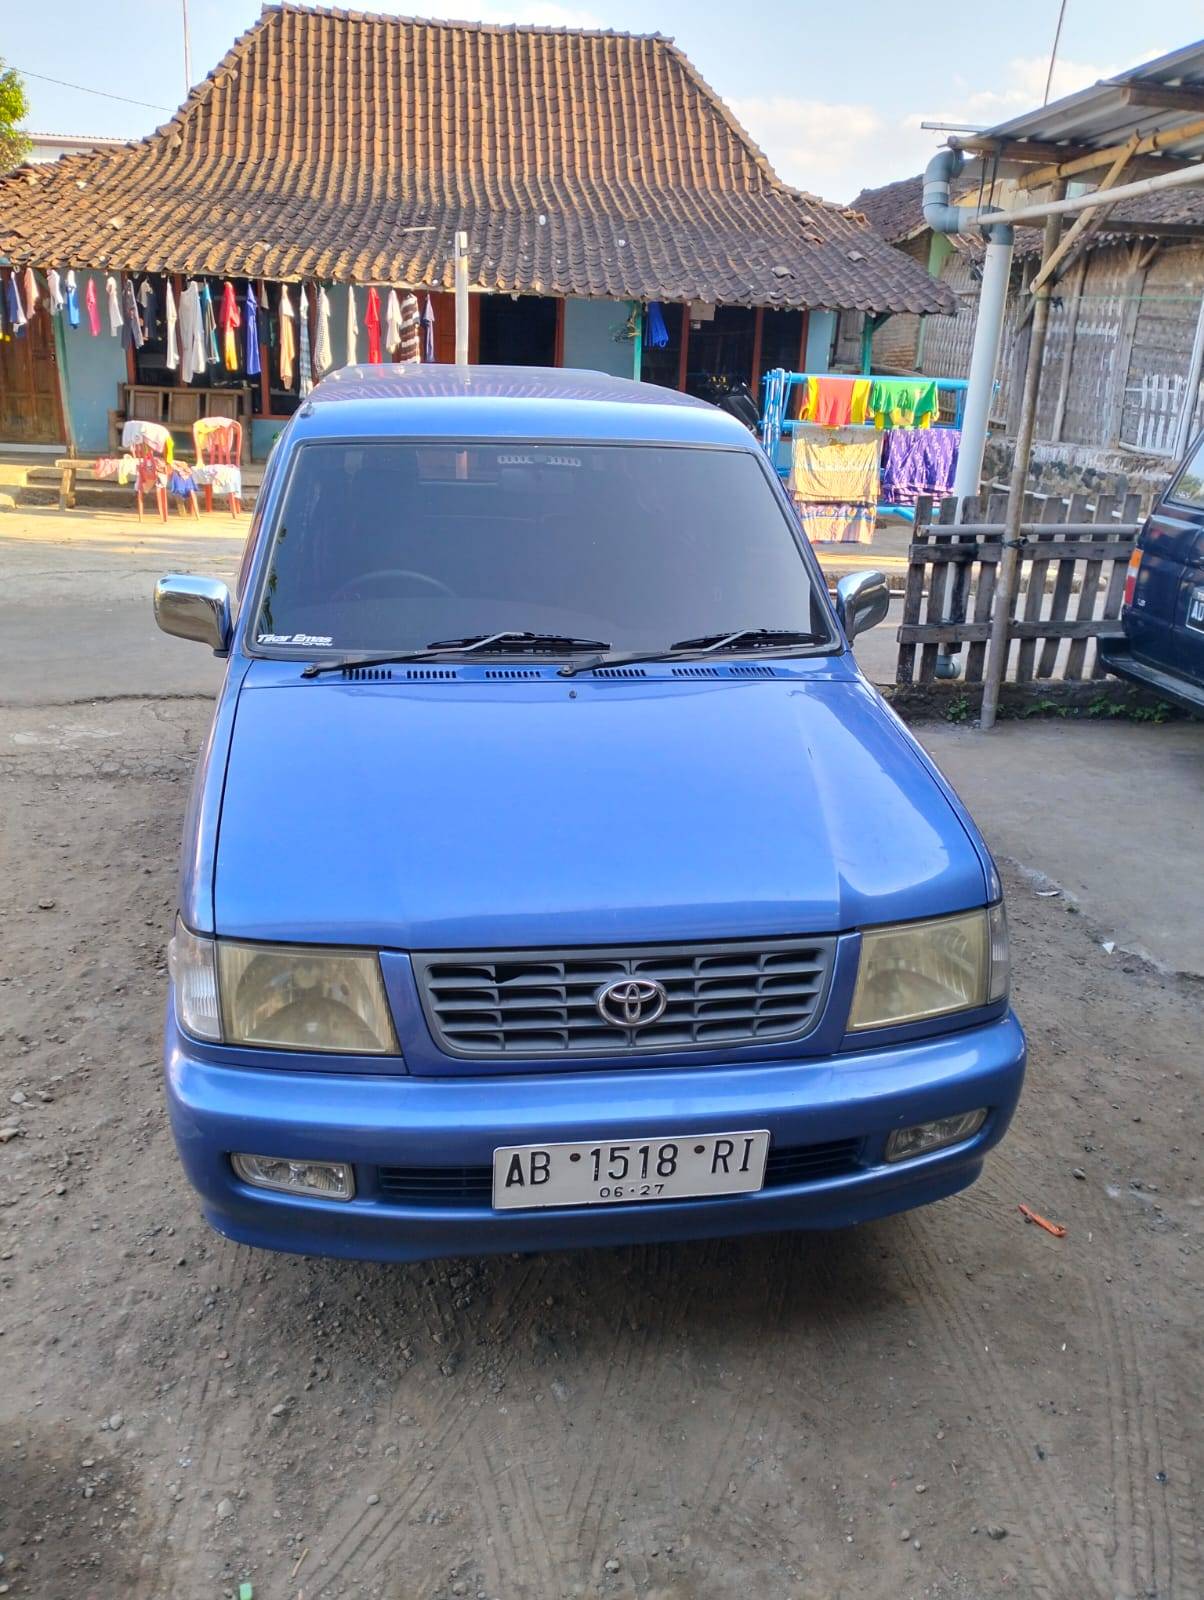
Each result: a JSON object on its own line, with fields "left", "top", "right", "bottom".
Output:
{"left": 426, "top": 291, "right": 479, "bottom": 363}
{"left": 0, "top": 279, "right": 65, "bottom": 444}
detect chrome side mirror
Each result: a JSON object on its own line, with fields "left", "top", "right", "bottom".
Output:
{"left": 154, "top": 575, "right": 232, "bottom": 652}
{"left": 835, "top": 570, "right": 890, "bottom": 642}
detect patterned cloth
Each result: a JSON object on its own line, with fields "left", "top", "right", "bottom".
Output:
{"left": 793, "top": 502, "right": 876, "bottom": 546}
{"left": 298, "top": 285, "right": 313, "bottom": 396}
{"left": 788, "top": 425, "right": 881, "bottom": 504}
{"left": 194, "top": 463, "right": 242, "bottom": 495}
{"left": 422, "top": 294, "right": 435, "bottom": 363}
{"left": 880, "top": 428, "right": 961, "bottom": 505}
{"left": 313, "top": 286, "right": 334, "bottom": 378}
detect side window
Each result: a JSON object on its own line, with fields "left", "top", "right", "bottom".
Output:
{"left": 236, "top": 444, "right": 283, "bottom": 602}
{"left": 1170, "top": 435, "right": 1204, "bottom": 509}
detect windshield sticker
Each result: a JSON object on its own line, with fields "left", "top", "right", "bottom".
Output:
{"left": 258, "top": 632, "right": 334, "bottom": 648}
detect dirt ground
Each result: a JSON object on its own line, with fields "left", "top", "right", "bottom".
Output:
{"left": 0, "top": 509, "right": 1201, "bottom": 1600}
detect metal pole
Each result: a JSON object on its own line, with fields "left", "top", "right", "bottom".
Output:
{"left": 1043, "top": 0, "right": 1069, "bottom": 105}
{"left": 952, "top": 231, "right": 1014, "bottom": 503}
{"left": 1171, "top": 288, "right": 1204, "bottom": 460}
{"left": 182, "top": 0, "right": 192, "bottom": 94}
{"left": 980, "top": 192, "right": 1064, "bottom": 731}
{"left": 454, "top": 231, "right": 469, "bottom": 365}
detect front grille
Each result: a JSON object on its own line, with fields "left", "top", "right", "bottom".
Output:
{"left": 375, "top": 1139, "right": 862, "bottom": 1207}
{"left": 412, "top": 938, "right": 835, "bottom": 1058}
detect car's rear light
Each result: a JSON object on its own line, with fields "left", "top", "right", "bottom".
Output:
{"left": 1122, "top": 548, "right": 1143, "bottom": 609}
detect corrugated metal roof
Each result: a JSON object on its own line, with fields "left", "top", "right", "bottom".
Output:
{"left": 965, "top": 39, "right": 1204, "bottom": 161}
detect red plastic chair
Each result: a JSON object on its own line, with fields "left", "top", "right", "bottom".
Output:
{"left": 133, "top": 440, "right": 168, "bottom": 523}
{"left": 193, "top": 418, "right": 243, "bottom": 516}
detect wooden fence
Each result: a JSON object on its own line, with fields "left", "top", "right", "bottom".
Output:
{"left": 896, "top": 492, "right": 1142, "bottom": 686}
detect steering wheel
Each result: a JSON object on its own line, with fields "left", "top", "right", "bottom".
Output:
{"left": 331, "top": 568, "right": 455, "bottom": 602}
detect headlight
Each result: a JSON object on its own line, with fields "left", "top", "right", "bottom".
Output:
{"left": 849, "top": 904, "right": 1008, "bottom": 1032}
{"left": 169, "top": 918, "right": 399, "bottom": 1054}
{"left": 219, "top": 941, "right": 399, "bottom": 1053}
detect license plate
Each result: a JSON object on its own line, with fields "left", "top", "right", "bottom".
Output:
{"left": 1188, "top": 585, "right": 1204, "bottom": 632}
{"left": 492, "top": 1130, "right": 770, "bottom": 1211}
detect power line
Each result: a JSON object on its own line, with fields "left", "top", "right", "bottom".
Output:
{"left": 13, "top": 67, "right": 174, "bottom": 114}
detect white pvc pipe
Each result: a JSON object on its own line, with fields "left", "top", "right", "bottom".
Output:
{"left": 952, "top": 232, "right": 1014, "bottom": 502}
{"left": 951, "top": 157, "right": 1204, "bottom": 230}
{"left": 454, "top": 231, "right": 469, "bottom": 366}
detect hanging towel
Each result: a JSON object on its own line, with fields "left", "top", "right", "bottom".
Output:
{"left": 345, "top": 284, "right": 359, "bottom": 365}
{"left": 383, "top": 290, "right": 402, "bottom": 358}
{"left": 244, "top": 284, "right": 260, "bottom": 378}
{"left": 84, "top": 276, "right": 100, "bottom": 336}
{"left": 178, "top": 283, "right": 205, "bottom": 381}
{"left": 164, "top": 282, "right": 179, "bottom": 371}
{"left": 5, "top": 273, "right": 26, "bottom": 334}
{"left": 278, "top": 286, "right": 296, "bottom": 390}
{"left": 788, "top": 425, "right": 882, "bottom": 505}
{"left": 219, "top": 281, "right": 241, "bottom": 371}
{"left": 65, "top": 271, "right": 80, "bottom": 328}
{"left": 867, "top": 377, "right": 939, "bottom": 429}
{"left": 801, "top": 375, "right": 872, "bottom": 427}
{"left": 793, "top": 502, "right": 876, "bottom": 546}
{"left": 121, "top": 278, "right": 145, "bottom": 350}
{"left": 21, "top": 266, "right": 39, "bottom": 320}
{"left": 364, "top": 287, "right": 382, "bottom": 363}
{"left": 105, "top": 275, "right": 122, "bottom": 337}
{"left": 298, "top": 285, "right": 313, "bottom": 396}
{"left": 644, "top": 301, "right": 670, "bottom": 349}
{"left": 199, "top": 282, "right": 219, "bottom": 365}
{"left": 312, "top": 286, "right": 333, "bottom": 378}
{"left": 396, "top": 292, "right": 421, "bottom": 363}
{"left": 880, "top": 428, "right": 961, "bottom": 505}
{"left": 137, "top": 279, "right": 158, "bottom": 340}
{"left": 421, "top": 294, "right": 435, "bottom": 364}
{"left": 47, "top": 269, "right": 64, "bottom": 314}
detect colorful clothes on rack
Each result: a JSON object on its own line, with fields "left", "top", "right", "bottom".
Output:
{"left": 105, "top": 276, "right": 122, "bottom": 337}
{"left": 365, "top": 287, "right": 381, "bottom": 363}
{"left": 793, "top": 502, "right": 876, "bottom": 546}
{"left": 84, "top": 276, "right": 100, "bottom": 336}
{"left": 346, "top": 285, "right": 359, "bottom": 365}
{"left": 880, "top": 427, "right": 961, "bottom": 505}
{"left": 220, "top": 281, "right": 241, "bottom": 371}
{"left": 278, "top": 287, "right": 296, "bottom": 390}
{"left": 789, "top": 425, "right": 882, "bottom": 504}
{"left": 121, "top": 278, "right": 145, "bottom": 350}
{"left": 800, "top": 375, "right": 871, "bottom": 427}
{"left": 244, "top": 284, "right": 261, "bottom": 378}
{"left": 867, "top": 377, "right": 938, "bottom": 429}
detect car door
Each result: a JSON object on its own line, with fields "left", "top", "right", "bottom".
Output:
{"left": 1129, "top": 432, "right": 1204, "bottom": 674}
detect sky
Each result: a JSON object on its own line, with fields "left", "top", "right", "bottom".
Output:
{"left": 5, "top": 0, "right": 1202, "bottom": 201}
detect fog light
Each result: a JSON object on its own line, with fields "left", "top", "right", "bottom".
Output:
{"left": 231, "top": 1153, "right": 355, "bottom": 1200}
{"left": 884, "top": 1109, "right": 987, "bottom": 1163}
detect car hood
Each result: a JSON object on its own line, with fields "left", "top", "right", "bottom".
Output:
{"left": 214, "top": 671, "right": 988, "bottom": 947}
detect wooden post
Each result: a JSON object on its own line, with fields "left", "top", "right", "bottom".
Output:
{"left": 676, "top": 305, "right": 691, "bottom": 391}
{"left": 1050, "top": 255, "right": 1087, "bottom": 442}
{"left": 980, "top": 185, "right": 1065, "bottom": 731}
{"left": 750, "top": 306, "right": 764, "bottom": 396}
{"left": 454, "top": 232, "right": 469, "bottom": 365}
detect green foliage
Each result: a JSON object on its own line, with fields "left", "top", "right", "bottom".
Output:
{"left": 944, "top": 694, "right": 972, "bottom": 723}
{"left": 0, "top": 59, "right": 31, "bottom": 173}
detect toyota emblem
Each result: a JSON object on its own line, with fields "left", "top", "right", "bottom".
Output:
{"left": 596, "top": 977, "right": 669, "bottom": 1028}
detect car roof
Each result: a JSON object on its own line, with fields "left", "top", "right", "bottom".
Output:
{"left": 287, "top": 364, "right": 757, "bottom": 447}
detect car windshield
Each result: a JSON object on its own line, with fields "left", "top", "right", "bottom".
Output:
{"left": 252, "top": 440, "right": 833, "bottom": 655}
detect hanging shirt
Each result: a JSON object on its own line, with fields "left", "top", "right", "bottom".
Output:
{"left": 278, "top": 286, "right": 296, "bottom": 391}
{"left": 421, "top": 294, "right": 435, "bottom": 364}
{"left": 867, "top": 378, "right": 939, "bottom": 429}
{"left": 137, "top": 279, "right": 158, "bottom": 341}
{"left": 200, "top": 282, "right": 220, "bottom": 365}
{"left": 312, "top": 286, "right": 333, "bottom": 378}
{"left": 121, "top": 278, "right": 145, "bottom": 350}
{"left": 396, "top": 292, "right": 421, "bottom": 363}
{"left": 219, "top": 281, "right": 241, "bottom": 371}
{"left": 801, "top": 375, "right": 872, "bottom": 427}
{"left": 47, "top": 269, "right": 64, "bottom": 314}
{"left": 178, "top": 283, "right": 205, "bottom": 382}
{"left": 297, "top": 285, "right": 313, "bottom": 396}
{"left": 364, "top": 287, "right": 381, "bottom": 363}
{"left": 383, "top": 290, "right": 402, "bottom": 359}
{"left": 65, "top": 271, "right": 80, "bottom": 328}
{"left": 5, "top": 273, "right": 26, "bottom": 334}
{"left": 105, "top": 275, "right": 122, "bottom": 337}
{"left": 345, "top": 285, "right": 359, "bottom": 365}
{"left": 84, "top": 276, "right": 100, "bottom": 337}
{"left": 21, "top": 267, "right": 39, "bottom": 320}
{"left": 243, "top": 284, "right": 261, "bottom": 378}
{"left": 164, "top": 282, "right": 179, "bottom": 371}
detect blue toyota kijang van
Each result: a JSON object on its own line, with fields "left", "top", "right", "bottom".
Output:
{"left": 155, "top": 366, "right": 1025, "bottom": 1263}
{"left": 1100, "top": 428, "right": 1204, "bottom": 713}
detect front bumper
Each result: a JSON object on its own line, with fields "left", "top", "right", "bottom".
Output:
{"left": 165, "top": 1012, "right": 1026, "bottom": 1262}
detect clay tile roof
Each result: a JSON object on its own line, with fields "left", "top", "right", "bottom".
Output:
{"left": 0, "top": 5, "right": 952, "bottom": 314}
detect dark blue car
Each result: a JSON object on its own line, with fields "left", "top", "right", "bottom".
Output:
{"left": 1101, "top": 429, "right": 1204, "bottom": 713}
{"left": 154, "top": 366, "right": 1024, "bottom": 1263}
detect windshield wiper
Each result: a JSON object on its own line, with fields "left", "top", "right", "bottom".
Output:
{"left": 558, "top": 627, "right": 827, "bottom": 678}
{"left": 300, "top": 631, "right": 611, "bottom": 678}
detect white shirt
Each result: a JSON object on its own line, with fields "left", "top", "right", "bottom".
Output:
{"left": 105, "top": 275, "right": 122, "bottom": 337}
{"left": 345, "top": 284, "right": 359, "bottom": 365}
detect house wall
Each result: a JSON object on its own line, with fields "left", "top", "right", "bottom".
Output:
{"left": 869, "top": 235, "right": 929, "bottom": 372}
{"left": 57, "top": 319, "right": 127, "bottom": 453}
{"left": 562, "top": 298, "right": 639, "bottom": 378}
{"left": 805, "top": 310, "right": 836, "bottom": 372}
